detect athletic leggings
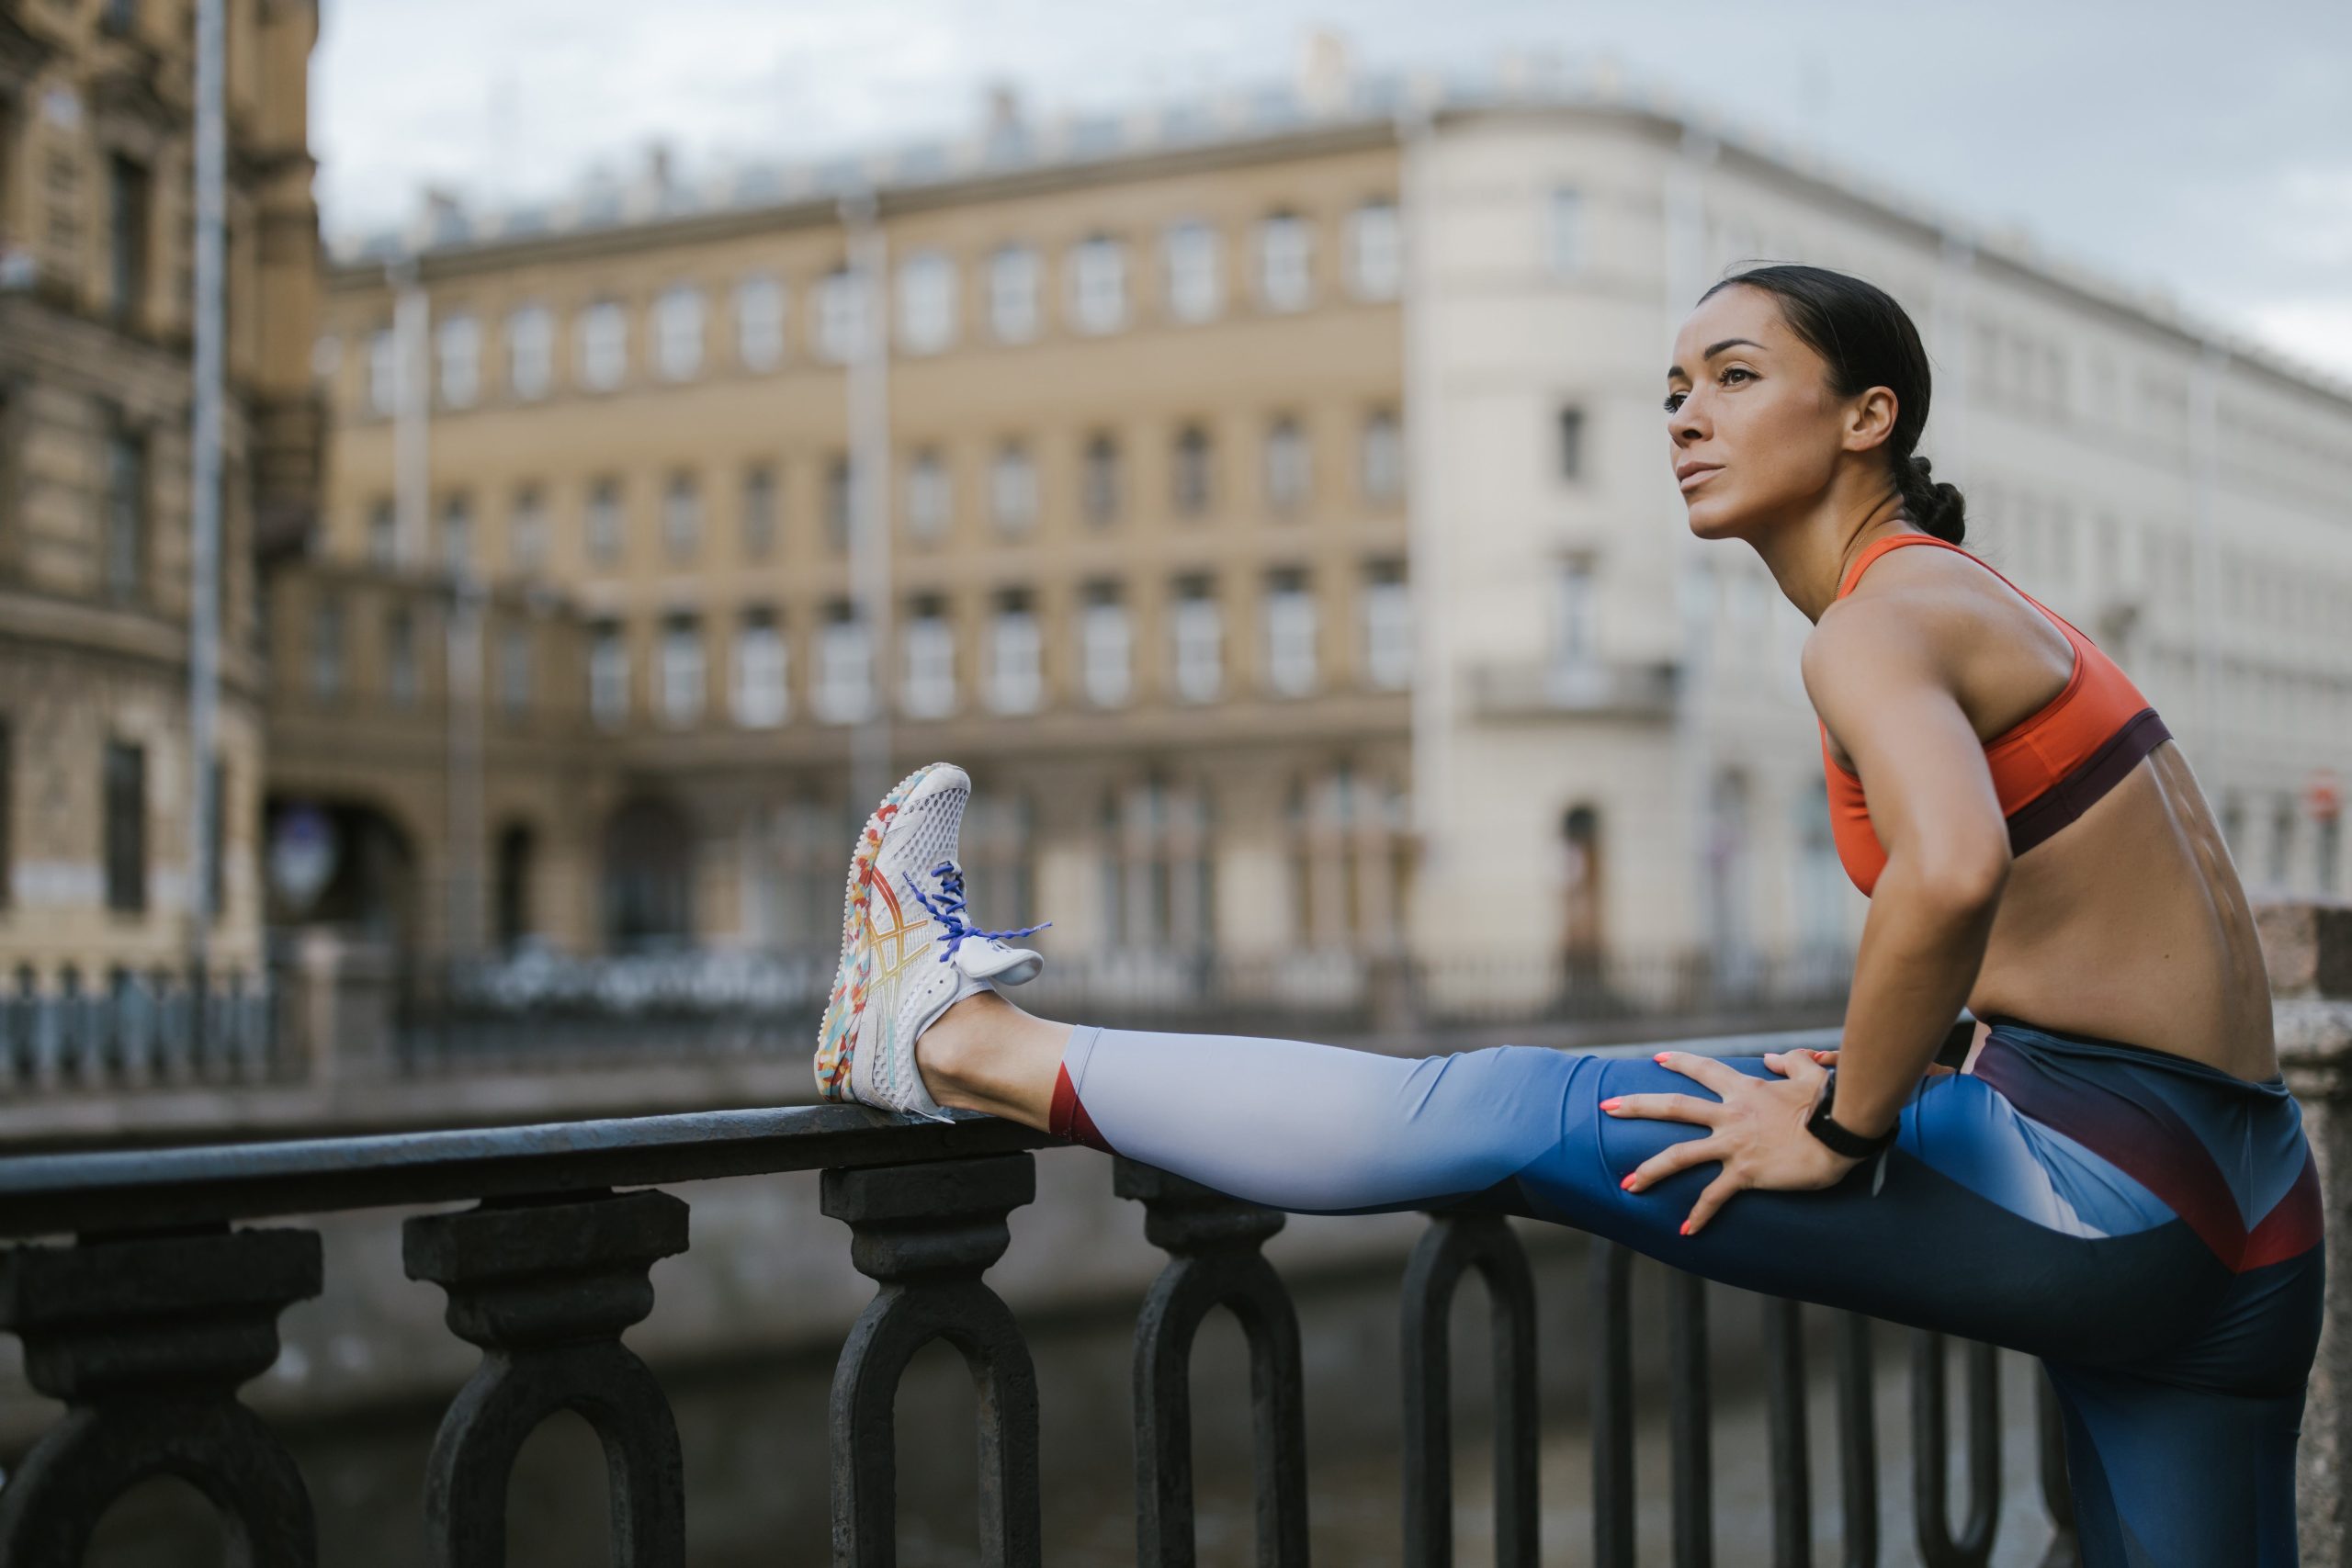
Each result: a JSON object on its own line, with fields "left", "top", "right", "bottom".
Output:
{"left": 1048, "top": 1018, "right": 2325, "bottom": 1568}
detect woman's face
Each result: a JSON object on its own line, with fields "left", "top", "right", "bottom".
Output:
{"left": 1664, "top": 286, "right": 1855, "bottom": 540}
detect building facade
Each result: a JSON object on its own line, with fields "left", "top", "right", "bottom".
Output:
{"left": 0, "top": 0, "right": 322, "bottom": 992}
{"left": 293, "top": 70, "right": 2352, "bottom": 989}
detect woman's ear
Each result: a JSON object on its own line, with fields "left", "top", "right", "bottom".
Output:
{"left": 1843, "top": 387, "right": 1899, "bottom": 455}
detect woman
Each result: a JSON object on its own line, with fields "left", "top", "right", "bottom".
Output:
{"left": 812, "top": 265, "right": 2321, "bottom": 1566}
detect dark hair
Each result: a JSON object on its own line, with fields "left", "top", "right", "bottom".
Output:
{"left": 1697, "top": 264, "right": 1966, "bottom": 544}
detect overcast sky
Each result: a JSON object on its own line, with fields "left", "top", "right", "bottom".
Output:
{"left": 313, "top": 0, "right": 2352, "bottom": 379}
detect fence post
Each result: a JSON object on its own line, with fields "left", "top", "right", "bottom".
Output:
{"left": 2260, "top": 898, "right": 2352, "bottom": 1568}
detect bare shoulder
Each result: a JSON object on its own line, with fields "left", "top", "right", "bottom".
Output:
{"left": 1804, "top": 544, "right": 2066, "bottom": 733}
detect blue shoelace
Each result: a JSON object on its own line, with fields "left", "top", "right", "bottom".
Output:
{"left": 903, "top": 860, "right": 1050, "bottom": 964}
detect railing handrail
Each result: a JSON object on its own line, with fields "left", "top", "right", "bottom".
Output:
{"left": 0, "top": 1025, "right": 1841, "bottom": 1240}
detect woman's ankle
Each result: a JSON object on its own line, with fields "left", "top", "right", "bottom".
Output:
{"left": 913, "top": 990, "right": 1067, "bottom": 1127}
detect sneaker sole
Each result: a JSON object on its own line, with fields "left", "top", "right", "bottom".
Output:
{"left": 813, "top": 761, "right": 959, "bottom": 1102}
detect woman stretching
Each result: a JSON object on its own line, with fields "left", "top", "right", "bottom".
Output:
{"left": 812, "top": 265, "right": 2322, "bottom": 1567}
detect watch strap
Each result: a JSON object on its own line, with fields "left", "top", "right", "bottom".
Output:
{"left": 1805, "top": 1066, "right": 1898, "bottom": 1159}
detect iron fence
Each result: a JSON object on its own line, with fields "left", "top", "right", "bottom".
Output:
{"left": 0, "top": 969, "right": 278, "bottom": 1093}
{"left": 0, "top": 1022, "right": 2074, "bottom": 1567}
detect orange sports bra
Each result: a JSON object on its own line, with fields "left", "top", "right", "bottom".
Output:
{"left": 1822, "top": 533, "right": 2171, "bottom": 896}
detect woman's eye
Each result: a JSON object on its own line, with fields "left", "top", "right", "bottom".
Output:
{"left": 1662, "top": 391, "right": 1686, "bottom": 413}
{"left": 1720, "top": 367, "right": 1754, "bottom": 386}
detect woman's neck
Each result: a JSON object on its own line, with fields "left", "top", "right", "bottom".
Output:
{"left": 1754, "top": 488, "right": 1916, "bottom": 624}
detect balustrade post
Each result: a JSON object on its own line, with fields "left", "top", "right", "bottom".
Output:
{"left": 821, "top": 1152, "right": 1041, "bottom": 1568}
{"left": 2261, "top": 898, "right": 2352, "bottom": 1568}
{"left": 1911, "top": 1331, "right": 1999, "bottom": 1568}
{"left": 0, "top": 1225, "right": 322, "bottom": 1567}
{"left": 1399, "top": 1211, "right": 1538, "bottom": 1568}
{"left": 1115, "top": 1157, "right": 1309, "bottom": 1568}
{"left": 402, "top": 1187, "right": 690, "bottom": 1568}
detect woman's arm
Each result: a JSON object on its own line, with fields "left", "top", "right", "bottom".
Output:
{"left": 1601, "top": 587, "right": 2013, "bottom": 1233}
{"left": 1799, "top": 597, "right": 2011, "bottom": 1138}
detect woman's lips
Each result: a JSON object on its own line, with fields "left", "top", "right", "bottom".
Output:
{"left": 1678, "top": 465, "right": 1722, "bottom": 493}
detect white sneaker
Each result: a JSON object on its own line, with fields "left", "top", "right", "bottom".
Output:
{"left": 813, "top": 762, "right": 1049, "bottom": 1117}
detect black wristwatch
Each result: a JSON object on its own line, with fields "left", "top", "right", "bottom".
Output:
{"left": 1804, "top": 1067, "right": 1898, "bottom": 1160}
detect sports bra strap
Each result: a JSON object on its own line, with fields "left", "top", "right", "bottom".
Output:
{"left": 1835, "top": 531, "right": 1968, "bottom": 601}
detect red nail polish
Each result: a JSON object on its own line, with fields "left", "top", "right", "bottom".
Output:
{"left": 1679, "top": 1220, "right": 1691, "bottom": 1236}
{"left": 1621, "top": 1174, "right": 1636, "bottom": 1190}
{"left": 1599, "top": 1097, "right": 1622, "bottom": 1111}
{"left": 1654, "top": 1052, "right": 1669, "bottom": 1064}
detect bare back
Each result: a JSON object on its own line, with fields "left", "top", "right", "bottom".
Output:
{"left": 1823, "top": 546, "right": 2278, "bottom": 1080}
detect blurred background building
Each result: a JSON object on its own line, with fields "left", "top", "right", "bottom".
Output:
{"left": 0, "top": 0, "right": 319, "bottom": 1012}
{"left": 288, "top": 42, "right": 2352, "bottom": 1028}
{"left": 5, "top": 24, "right": 2349, "bottom": 1083}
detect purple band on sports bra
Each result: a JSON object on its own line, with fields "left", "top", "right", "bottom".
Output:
{"left": 2006, "top": 707, "right": 2172, "bottom": 857}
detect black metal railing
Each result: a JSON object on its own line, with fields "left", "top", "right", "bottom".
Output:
{"left": 0, "top": 1027, "right": 2074, "bottom": 1568}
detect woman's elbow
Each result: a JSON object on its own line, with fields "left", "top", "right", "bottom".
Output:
{"left": 1898, "top": 835, "right": 2011, "bottom": 920}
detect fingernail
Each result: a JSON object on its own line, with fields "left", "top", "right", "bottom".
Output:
{"left": 1679, "top": 1220, "right": 1691, "bottom": 1236}
{"left": 1599, "top": 1097, "right": 1623, "bottom": 1111}
{"left": 1653, "top": 1052, "right": 1670, "bottom": 1064}
{"left": 1620, "top": 1174, "right": 1636, "bottom": 1191}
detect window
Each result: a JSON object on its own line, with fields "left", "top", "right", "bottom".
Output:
{"left": 1172, "top": 425, "right": 1213, "bottom": 517}
{"left": 662, "top": 472, "right": 700, "bottom": 561}
{"left": 1346, "top": 200, "right": 1401, "bottom": 299}
{"left": 1068, "top": 236, "right": 1127, "bottom": 334}
{"left": 368, "top": 498, "right": 398, "bottom": 566}
{"left": 311, "top": 596, "right": 343, "bottom": 699}
{"left": 1081, "top": 433, "right": 1121, "bottom": 526}
{"left": 816, "top": 267, "right": 865, "bottom": 363}
{"left": 733, "top": 611, "right": 787, "bottom": 728}
{"left": 587, "top": 478, "right": 624, "bottom": 565}
{"left": 440, "top": 492, "right": 473, "bottom": 575}
{"left": 436, "top": 314, "right": 480, "bottom": 407}
{"left": 107, "top": 154, "right": 150, "bottom": 322}
{"left": 2269, "top": 797, "right": 2297, "bottom": 888}
{"left": 902, "top": 602, "right": 956, "bottom": 718}
{"left": 1172, "top": 579, "right": 1222, "bottom": 703}
{"left": 506, "top": 305, "right": 553, "bottom": 399}
{"left": 1264, "top": 418, "right": 1309, "bottom": 513}
{"left": 1163, "top": 221, "right": 1221, "bottom": 322}
{"left": 825, "top": 454, "right": 853, "bottom": 551}
{"left": 990, "top": 443, "right": 1036, "bottom": 533}
{"left": 735, "top": 274, "right": 786, "bottom": 370}
{"left": 577, "top": 301, "right": 628, "bottom": 390}
{"left": 906, "top": 449, "right": 950, "bottom": 541}
{"left": 103, "top": 421, "right": 146, "bottom": 603}
{"left": 989, "top": 593, "right": 1043, "bottom": 714}
{"left": 1556, "top": 406, "right": 1587, "bottom": 480}
{"left": 1553, "top": 558, "right": 1596, "bottom": 673}
{"left": 741, "top": 465, "right": 777, "bottom": 559}
{"left": 1264, "top": 572, "right": 1317, "bottom": 695}
{"left": 1361, "top": 409, "right": 1403, "bottom": 502}
{"left": 1545, "top": 186, "right": 1584, "bottom": 276}
{"left": 654, "top": 285, "right": 705, "bottom": 380}
{"left": 0, "top": 720, "right": 10, "bottom": 910}
{"left": 1080, "top": 585, "right": 1131, "bottom": 708}
{"left": 103, "top": 740, "right": 145, "bottom": 913}
{"left": 989, "top": 245, "right": 1040, "bottom": 342}
{"left": 1255, "top": 214, "right": 1312, "bottom": 311}
{"left": 816, "top": 606, "right": 872, "bottom": 722}
{"left": 589, "top": 622, "right": 628, "bottom": 728}
{"left": 367, "top": 327, "right": 399, "bottom": 415}
{"left": 660, "top": 616, "right": 705, "bottom": 726}
{"left": 2321, "top": 813, "right": 2342, "bottom": 897}
{"left": 498, "top": 624, "right": 532, "bottom": 716}
{"left": 898, "top": 252, "right": 957, "bottom": 354}
{"left": 1363, "top": 562, "right": 1411, "bottom": 690}
{"left": 387, "top": 608, "right": 418, "bottom": 705}
{"left": 509, "top": 487, "right": 547, "bottom": 575}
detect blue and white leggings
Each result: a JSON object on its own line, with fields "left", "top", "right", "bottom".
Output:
{"left": 1048, "top": 1018, "right": 2324, "bottom": 1568}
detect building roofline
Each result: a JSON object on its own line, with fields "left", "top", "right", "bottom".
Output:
{"left": 324, "top": 82, "right": 2352, "bottom": 409}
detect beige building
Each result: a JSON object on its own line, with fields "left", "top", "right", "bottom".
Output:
{"left": 294, "top": 64, "right": 2352, "bottom": 995}
{"left": 0, "top": 0, "right": 322, "bottom": 992}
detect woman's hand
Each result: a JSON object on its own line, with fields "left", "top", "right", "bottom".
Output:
{"left": 1601, "top": 1048, "right": 1872, "bottom": 1235}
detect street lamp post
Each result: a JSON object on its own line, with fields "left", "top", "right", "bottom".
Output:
{"left": 186, "top": 0, "right": 225, "bottom": 1000}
